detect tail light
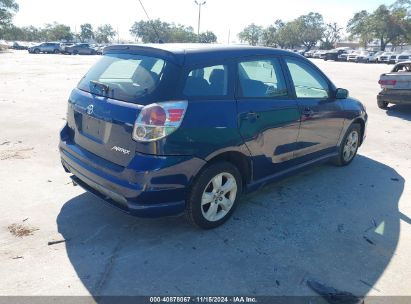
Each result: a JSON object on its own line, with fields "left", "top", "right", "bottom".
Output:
{"left": 378, "top": 79, "right": 397, "bottom": 86}
{"left": 132, "top": 101, "right": 188, "bottom": 142}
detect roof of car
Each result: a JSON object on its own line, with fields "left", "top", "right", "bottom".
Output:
{"left": 103, "top": 43, "right": 301, "bottom": 66}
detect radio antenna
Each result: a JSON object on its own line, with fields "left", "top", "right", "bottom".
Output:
{"left": 138, "top": 0, "right": 163, "bottom": 43}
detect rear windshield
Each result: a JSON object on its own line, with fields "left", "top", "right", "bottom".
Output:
{"left": 77, "top": 53, "right": 173, "bottom": 103}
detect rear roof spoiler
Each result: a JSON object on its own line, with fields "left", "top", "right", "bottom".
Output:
{"left": 103, "top": 45, "right": 184, "bottom": 66}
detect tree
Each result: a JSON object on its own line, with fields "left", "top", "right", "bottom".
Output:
{"left": 95, "top": 24, "right": 116, "bottom": 43}
{"left": 347, "top": 10, "right": 373, "bottom": 48}
{"left": 80, "top": 23, "right": 94, "bottom": 42}
{"left": 43, "top": 22, "right": 73, "bottom": 41}
{"left": 295, "top": 12, "right": 325, "bottom": 51}
{"left": 347, "top": 2, "right": 411, "bottom": 50}
{"left": 130, "top": 19, "right": 171, "bottom": 43}
{"left": 238, "top": 23, "right": 263, "bottom": 46}
{"left": 261, "top": 25, "right": 277, "bottom": 47}
{"left": 0, "top": 0, "right": 18, "bottom": 28}
{"left": 275, "top": 21, "right": 301, "bottom": 49}
{"left": 199, "top": 31, "right": 217, "bottom": 43}
{"left": 129, "top": 19, "right": 202, "bottom": 43}
{"left": 321, "top": 23, "right": 342, "bottom": 49}
{"left": 167, "top": 24, "right": 197, "bottom": 42}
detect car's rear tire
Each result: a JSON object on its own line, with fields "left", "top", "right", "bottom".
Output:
{"left": 186, "top": 161, "right": 242, "bottom": 229}
{"left": 377, "top": 100, "right": 389, "bottom": 109}
{"left": 54, "top": 49, "right": 60, "bottom": 54}
{"left": 334, "top": 123, "right": 361, "bottom": 167}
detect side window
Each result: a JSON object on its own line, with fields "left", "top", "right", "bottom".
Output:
{"left": 183, "top": 64, "right": 228, "bottom": 97}
{"left": 237, "top": 58, "right": 288, "bottom": 98}
{"left": 285, "top": 58, "right": 329, "bottom": 99}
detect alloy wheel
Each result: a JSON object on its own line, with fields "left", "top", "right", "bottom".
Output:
{"left": 201, "top": 172, "right": 237, "bottom": 222}
{"left": 343, "top": 130, "right": 359, "bottom": 162}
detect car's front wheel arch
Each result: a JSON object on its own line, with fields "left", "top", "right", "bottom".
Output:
{"left": 352, "top": 118, "right": 366, "bottom": 146}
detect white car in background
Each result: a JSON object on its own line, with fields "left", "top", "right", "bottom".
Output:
{"left": 378, "top": 52, "right": 393, "bottom": 64}
{"left": 338, "top": 50, "right": 355, "bottom": 61}
{"left": 396, "top": 54, "right": 411, "bottom": 63}
{"left": 369, "top": 51, "right": 384, "bottom": 63}
{"left": 356, "top": 51, "right": 377, "bottom": 63}
{"left": 347, "top": 51, "right": 362, "bottom": 62}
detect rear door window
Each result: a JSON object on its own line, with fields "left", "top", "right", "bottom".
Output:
{"left": 183, "top": 64, "right": 228, "bottom": 97}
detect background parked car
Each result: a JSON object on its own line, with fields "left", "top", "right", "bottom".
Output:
{"left": 379, "top": 52, "right": 393, "bottom": 64}
{"left": 91, "top": 44, "right": 104, "bottom": 55}
{"left": 304, "top": 50, "right": 315, "bottom": 58}
{"left": 377, "top": 61, "right": 411, "bottom": 109}
{"left": 369, "top": 51, "right": 384, "bottom": 63}
{"left": 347, "top": 51, "right": 361, "bottom": 62}
{"left": 338, "top": 50, "right": 355, "bottom": 62}
{"left": 324, "top": 48, "right": 352, "bottom": 61}
{"left": 12, "top": 42, "right": 29, "bottom": 50}
{"left": 396, "top": 54, "right": 411, "bottom": 63}
{"left": 356, "top": 51, "right": 376, "bottom": 63}
{"left": 28, "top": 42, "right": 61, "bottom": 54}
{"left": 313, "top": 50, "right": 327, "bottom": 59}
{"left": 389, "top": 53, "right": 400, "bottom": 64}
{"left": 59, "top": 42, "right": 75, "bottom": 54}
{"left": 65, "top": 43, "right": 97, "bottom": 55}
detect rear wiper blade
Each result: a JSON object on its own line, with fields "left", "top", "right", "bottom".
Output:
{"left": 90, "top": 80, "right": 110, "bottom": 94}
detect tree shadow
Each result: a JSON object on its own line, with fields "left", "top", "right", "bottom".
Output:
{"left": 57, "top": 155, "right": 404, "bottom": 297}
{"left": 386, "top": 104, "right": 411, "bottom": 121}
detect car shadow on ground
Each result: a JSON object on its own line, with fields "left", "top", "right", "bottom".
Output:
{"left": 57, "top": 155, "right": 404, "bottom": 297}
{"left": 386, "top": 104, "right": 411, "bottom": 121}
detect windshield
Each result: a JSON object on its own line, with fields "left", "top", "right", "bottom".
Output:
{"left": 78, "top": 53, "right": 169, "bottom": 103}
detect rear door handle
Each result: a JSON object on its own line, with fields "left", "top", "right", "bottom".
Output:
{"left": 241, "top": 112, "right": 260, "bottom": 120}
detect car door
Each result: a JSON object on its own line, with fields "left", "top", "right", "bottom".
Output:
{"left": 82, "top": 44, "right": 89, "bottom": 55}
{"left": 40, "top": 43, "right": 49, "bottom": 52}
{"left": 283, "top": 57, "right": 345, "bottom": 160}
{"left": 235, "top": 57, "right": 301, "bottom": 180}
{"left": 77, "top": 44, "right": 84, "bottom": 54}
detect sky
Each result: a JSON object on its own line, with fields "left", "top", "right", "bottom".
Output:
{"left": 13, "top": 0, "right": 393, "bottom": 43}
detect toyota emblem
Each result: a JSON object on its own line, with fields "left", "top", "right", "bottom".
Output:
{"left": 86, "top": 104, "right": 94, "bottom": 115}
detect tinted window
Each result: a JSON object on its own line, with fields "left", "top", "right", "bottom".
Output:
{"left": 286, "top": 58, "right": 329, "bottom": 99}
{"left": 238, "top": 58, "right": 288, "bottom": 98}
{"left": 183, "top": 64, "right": 228, "bottom": 97}
{"left": 78, "top": 53, "right": 167, "bottom": 102}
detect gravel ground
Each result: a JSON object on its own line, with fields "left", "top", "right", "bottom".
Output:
{"left": 0, "top": 50, "right": 410, "bottom": 298}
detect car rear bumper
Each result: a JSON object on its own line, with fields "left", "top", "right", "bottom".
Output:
{"left": 378, "top": 90, "right": 411, "bottom": 105}
{"left": 59, "top": 124, "right": 206, "bottom": 217}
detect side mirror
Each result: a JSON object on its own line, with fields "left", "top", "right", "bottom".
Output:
{"left": 336, "top": 88, "right": 349, "bottom": 99}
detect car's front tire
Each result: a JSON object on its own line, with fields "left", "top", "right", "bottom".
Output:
{"left": 334, "top": 123, "right": 361, "bottom": 167}
{"left": 186, "top": 161, "right": 242, "bottom": 229}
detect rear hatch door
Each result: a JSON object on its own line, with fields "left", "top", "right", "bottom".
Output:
{"left": 67, "top": 89, "right": 142, "bottom": 167}
{"left": 65, "top": 51, "right": 179, "bottom": 166}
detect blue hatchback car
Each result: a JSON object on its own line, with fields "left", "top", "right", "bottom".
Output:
{"left": 59, "top": 44, "right": 367, "bottom": 229}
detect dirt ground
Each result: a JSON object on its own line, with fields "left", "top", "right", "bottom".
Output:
{"left": 0, "top": 50, "right": 410, "bottom": 298}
